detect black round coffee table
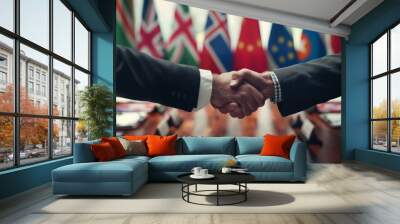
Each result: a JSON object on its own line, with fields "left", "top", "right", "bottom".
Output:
{"left": 177, "top": 173, "right": 255, "bottom": 206}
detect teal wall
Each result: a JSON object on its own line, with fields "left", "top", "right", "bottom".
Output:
{"left": 344, "top": 0, "right": 400, "bottom": 170}
{"left": 0, "top": 0, "right": 115, "bottom": 200}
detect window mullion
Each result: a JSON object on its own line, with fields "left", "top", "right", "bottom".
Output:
{"left": 388, "top": 29, "right": 391, "bottom": 152}
{"left": 71, "top": 11, "right": 76, "bottom": 155}
{"left": 48, "top": 0, "right": 54, "bottom": 160}
{"left": 13, "top": 0, "right": 20, "bottom": 167}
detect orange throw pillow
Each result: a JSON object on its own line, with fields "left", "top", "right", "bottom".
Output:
{"left": 146, "top": 135, "right": 177, "bottom": 157}
{"left": 91, "top": 142, "right": 117, "bottom": 162}
{"left": 260, "top": 134, "right": 296, "bottom": 159}
{"left": 101, "top": 137, "right": 127, "bottom": 158}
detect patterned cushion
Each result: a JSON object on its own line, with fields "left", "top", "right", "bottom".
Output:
{"left": 118, "top": 137, "right": 147, "bottom": 156}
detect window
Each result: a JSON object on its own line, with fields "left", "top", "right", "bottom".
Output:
{"left": 28, "top": 81, "right": 34, "bottom": 94}
{"left": 0, "top": 0, "right": 91, "bottom": 170}
{"left": 36, "top": 83, "right": 40, "bottom": 95}
{"left": 0, "top": 71, "right": 6, "bottom": 85}
{"left": 0, "top": 55, "right": 7, "bottom": 67}
{"left": 28, "top": 67, "right": 34, "bottom": 80}
{"left": 42, "top": 85, "right": 46, "bottom": 97}
{"left": 0, "top": 54, "right": 7, "bottom": 89}
{"left": 370, "top": 23, "right": 400, "bottom": 153}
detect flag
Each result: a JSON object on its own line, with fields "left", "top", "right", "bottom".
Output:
{"left": 233, "top": 18, "right": 268, "bottom": 72}
{"left": 200, "top": 11, "right": 232, "bottom": 74}
{"left": 116, "top": 0, "right": 135, "bottom": 47}
{"left": 267, "top": 24, "right": 298, "bottom": 68}
{"left": 137, "top": 0, "right": 164, "bottom": 58}
{"left": 165, "top": 5, "right": 199, "bottom": 65}
{"left": 330, "top": 35, "right": 342, "bottom": 54}
{"left": 297, "top": 30, "right": 327, "bottom": 62}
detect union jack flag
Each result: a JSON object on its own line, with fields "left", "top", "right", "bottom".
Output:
{"left": 137, "top": 0, "right": 164, "bottom": 58}
{"left": 200, "top": 12, "right": 232, "bottom": 73}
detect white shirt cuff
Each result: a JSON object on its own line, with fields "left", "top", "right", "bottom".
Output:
{"left": 193, "top": 69, "right": 213, "bottom": 111}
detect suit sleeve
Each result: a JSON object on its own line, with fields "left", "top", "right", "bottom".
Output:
{"left": 274, "top": 55, "right": 341, "bottom": 116}
{"left": 116, "top": 46, "right": 201, "bottom": 111}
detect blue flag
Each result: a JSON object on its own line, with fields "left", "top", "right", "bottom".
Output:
{"left": 267, "top": 24, "right": 298, "bottom": 68}
{"left": 297, "top": 29, "right": 327, "bottom": 62}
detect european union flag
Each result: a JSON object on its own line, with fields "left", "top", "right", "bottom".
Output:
{"left": 297, "top": 29, "right": 327, "bottom": 62}
{"left": 267, "top": 24, "right": 298, "bottom": 68}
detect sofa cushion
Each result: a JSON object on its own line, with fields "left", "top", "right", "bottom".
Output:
{"left": 236, "top": 137, "right": 263, "bottom": 155}
{"left": 149, "top": 154, "right": 235, "bottom": 172}
{"left": 91, "top": 142, "right": 118, "bottom": 161}
{"left": 147, "top": 135, "right": 177, "bottom": 157}
{"left": 179, "top": 137, "right": 235, "bottom": 155}
{"left": 53, "top": 158, "right": 147, "bottom": 183}
{"left": 260, "top": 134, "right": 296, "bottom": 159}
{"left": 101, "top": 137, "right": 127, "bottom": 158}
{"left": 118, "top": 138, "right": 148, "bottom": 156}
{"left": 236, "top": 155, "right": 293, "bottom": 172}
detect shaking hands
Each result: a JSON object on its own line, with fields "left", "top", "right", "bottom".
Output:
{"left": 210, "top": 69, "right": 275, "bottom": 118}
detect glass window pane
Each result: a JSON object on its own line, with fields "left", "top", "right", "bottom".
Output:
{"left": 0, "top": 34, "right": 14, "bottom": 112}
{"left": 0, "top": 116, "right": 14, "bottom": 170}
{"left": 74, "top": 69, "right": 89, "bottom": 118}
{"left": 20, "top": 0, "right": 49, "bottom": 49}
{"left": 372, "top": 33, "right": 387, "bottom": 76}
{"left": 20, "top": 117, "right": 49, "bottom": 165}
{"left": 372, "top": 121, "right": 388, "bottom": 151}
{"left": 391, "top": 24, "right": 400, "bottom": 70}
{"left": 0, "top": 0, "right": 14, "bottom": 31}
{"left": 20, "top": 44, "right": 49, "bottom": 115}
{"left": 391, "top": 72, "right": 400, "bottom": 118}
{"left": 75, "top": 18, "right": 89, "bottom": 70}
{"left": 391, "top": 120, "right": 400, "bottom": 153}
{"left": 53, "top": 0, "right": 72, "bottom": 60}
{"left": 53, "top": 59, "right": 72, "bottom": 117}
{"left": 53, "top": 119, "right": 72, "bottom": 157}
{"left": 75, "top": 120, "right": 88, "bottom": 143}
{"left": 372, "top": 76, "right": 387, "bottom": 119}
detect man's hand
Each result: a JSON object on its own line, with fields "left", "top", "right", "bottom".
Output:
{"left": 230, "top": 70, "right": 275, "bottom": 98}
{"left": 210, "top": 69, "right": 274, "bottom": 118}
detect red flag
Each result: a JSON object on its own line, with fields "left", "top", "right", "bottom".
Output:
{"left": 330, "top": 35, "right": 342, "bottom": 54}
{"left": 233, "top": 18, "right": 268, "bottom": 73}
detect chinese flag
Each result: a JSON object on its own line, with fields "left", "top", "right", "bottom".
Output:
{"left": 233, "top": 18, "right": 268, "bottom": 73}
{"left": 330, "top": 35, "right": 342, "bottom": 54}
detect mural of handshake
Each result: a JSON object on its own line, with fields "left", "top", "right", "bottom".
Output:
{"left": 210, "top": 69, "right": 275, "bottom": 118}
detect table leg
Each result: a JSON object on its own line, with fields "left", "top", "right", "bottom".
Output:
{"left": 217, "top": 184, "right": 219, "bottom": 206}
{"left": 245, "top": 183, "right": 247, "bottom": 201}
{"left": 195, "top": 184, "right": 197, "bottom": 192}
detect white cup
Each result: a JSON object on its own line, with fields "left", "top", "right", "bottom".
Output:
{"left": 221, "top": 167, "right": 232, "bottom": 174}
{"left": 191, "top": 167, "right": 202, "bottom": 176}
{"left": 200, "top": 169, "right": 208, "bottom": 176}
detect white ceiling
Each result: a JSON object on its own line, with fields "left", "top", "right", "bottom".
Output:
{"left": 168, "top": 0, "right": 384, "bottom": 37}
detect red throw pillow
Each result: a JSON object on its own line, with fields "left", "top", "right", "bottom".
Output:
{"left": 146, "top": 135, "right": 177, "bottom": 157}
{"left": 101, "top": 137, "right": 127, "bottom": 158}
{"left": 91, "top": 142, "right": 117, "bottom": 162}
{"left": 260, "top": 134, "right": 296, "bottom": 159}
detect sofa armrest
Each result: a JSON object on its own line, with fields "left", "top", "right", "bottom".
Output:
{"left": 73, "top": 141, "right": 99, "bottom": 163}
{"left": 289, "top": 141, "right": 307, "bottom": 181}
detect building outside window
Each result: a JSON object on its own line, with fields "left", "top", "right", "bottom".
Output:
{"left": 0, "top": 0, "right": 91, "bottom": 170}
{"left": 370, "top": 23, "right": 400, "bottom": 153}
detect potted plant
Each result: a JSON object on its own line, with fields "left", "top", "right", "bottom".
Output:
{"left": 79, "top": 84, "right": 113, "bottom": 140}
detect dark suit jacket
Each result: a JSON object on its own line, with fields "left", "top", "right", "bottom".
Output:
{"left": 274, "top": 55, "right": 341, "bottom": 116}
{"left": 116, "top": 46, "right": 200, "bottom": 111}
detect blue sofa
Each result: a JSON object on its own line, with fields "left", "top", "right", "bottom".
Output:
{"left": 52, "top": 137, "right": 307, "bottom": 196}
